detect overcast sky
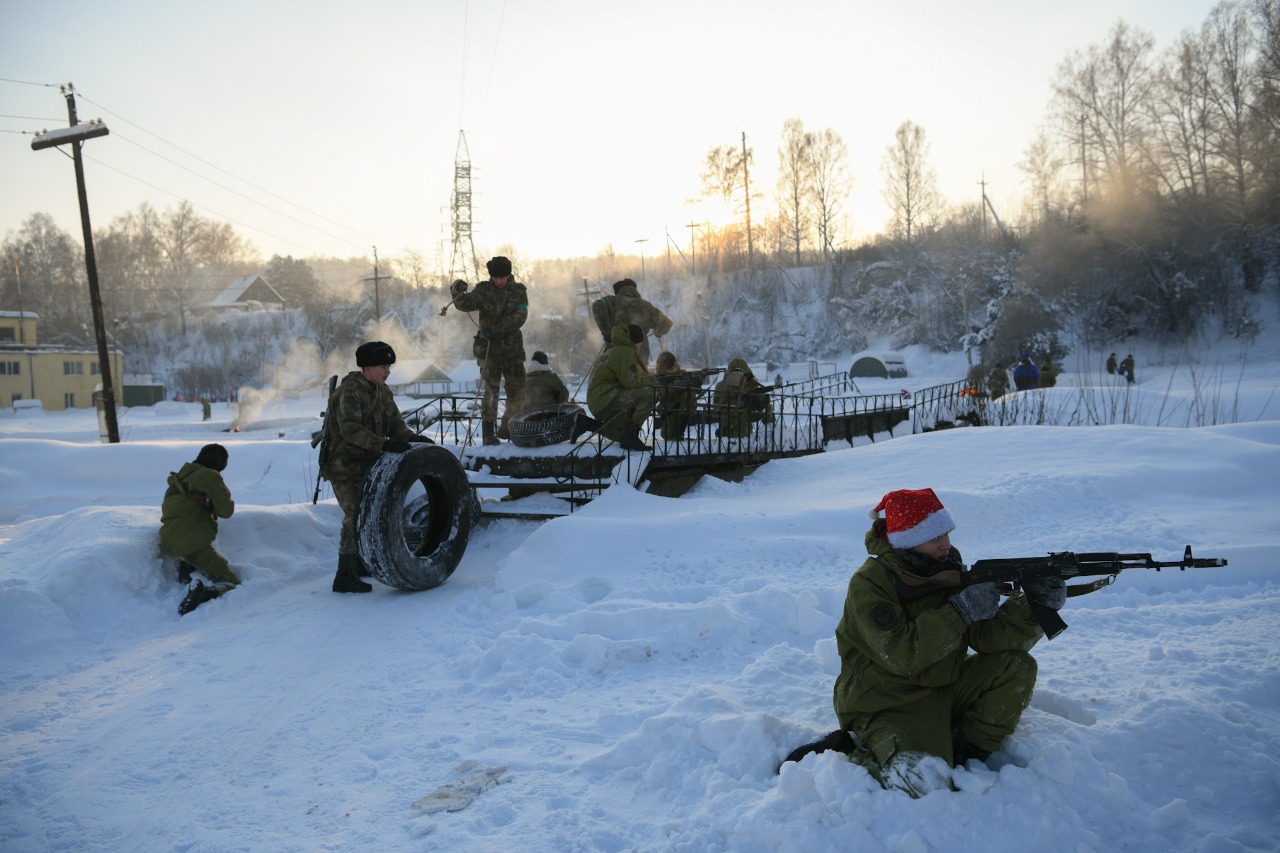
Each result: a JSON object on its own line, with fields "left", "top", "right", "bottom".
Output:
{"left": 1, "top": 0, "right": 1224, "bottom": 270}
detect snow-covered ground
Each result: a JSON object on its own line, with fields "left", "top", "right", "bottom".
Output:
{"left": 1, "top": 340, "right": 1278, "bottom": 852}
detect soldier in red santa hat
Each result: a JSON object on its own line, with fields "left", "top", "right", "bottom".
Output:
{"left": 781, "top": 487, "right": 1066, "bottom": 795}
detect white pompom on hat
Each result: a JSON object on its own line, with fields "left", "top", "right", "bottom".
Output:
{"left": 869, "top": 488, "right": 955, "bottom": 549}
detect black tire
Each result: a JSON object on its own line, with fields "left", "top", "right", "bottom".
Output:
{"left": 356, "top": 444, "right": 478, "bottom": 590}
{"left": 508, "top": 403, "right": 583, "bottom": 447}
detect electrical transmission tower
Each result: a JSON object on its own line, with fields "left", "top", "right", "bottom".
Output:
{"left": 448, "top": 131, "right": 480, "bottom": 282}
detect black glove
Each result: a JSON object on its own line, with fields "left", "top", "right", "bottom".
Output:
{"left": 1022, "top": 575, "right": 1067, "bottom": 611}
{"left": 451, "top": 279, "right": 468, "bottom": 296}
{"left": 409, "top": 434, "right": 435, "bottom": 445}
{"left": 382, "top": 438, "right": 412, "bottom": 453}
{"left": 479, "top": 327, "right": 493, "bottom": 340}
{"left": 949, "top": 582, "right": 1000, "bottom": 624}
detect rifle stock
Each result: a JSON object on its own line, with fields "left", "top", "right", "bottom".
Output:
{"left": 965, "top": 545, "right": 1228, "bottom": 640}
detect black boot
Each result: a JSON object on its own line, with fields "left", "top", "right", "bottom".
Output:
{"left": 482, "top": 420, "right": 500, "bottom": 446}
{"left": 178, "top": 579, "right": 223, "bottom": 615}
{"left": 570, "top": 413, "right": 601, "bottom": 443}
{"left": 779, "top": 729, "right": 857, "bottom": 770}
{"left": 496, "top": 418, "right": 510, "bottom": 440}
{"left": 952, "top": 738, "right": 992, "bottom": 766}
{"left": 177, "top": 559, "right": 197, "bottom": 584}
{"left": 619, "top": 422, "right": 650, "bottom": 452}
{"left": 332, "top": 553, "right": 372, "bottom": 593}
{"left": 356, "top": 556, "right": 372, "bottom": 579}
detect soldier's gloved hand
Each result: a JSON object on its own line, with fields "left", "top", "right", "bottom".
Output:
{"left": 949, "top": 582, "right": 1001, "bottom": 624}
{"left": 382, "top": 438, "right": 412, "bottom": 453}
{"left": 479, "top": 327, "right": 493, "bottom": 340}
{"left": 409, "top": 434, "right": 435, "bottom": 445}
{"left": 451, "top": 279, "right": 468, "bottom": 296}
{"left": 1023, "top": 575, "right": 1067, "bottom": 611}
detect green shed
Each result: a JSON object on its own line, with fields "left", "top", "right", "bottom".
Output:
{"left": 849, "top": 352, "right": 908, "bottom": 379}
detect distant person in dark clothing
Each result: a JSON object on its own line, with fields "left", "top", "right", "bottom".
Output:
{"left": 987, "top": 363, "right": 1009, "bottom": 400}
{"left": 1013, "top": 356, "right": 1040, "bottom": 391}
{"left": 1106, "top": 353, "right": 1118, "bottom": 375}
{"left": 1119, "top": 354, "right": 1135, "bottom": 384}
{"left": 1038, "top": 358, "right": 1058, "bottom": 389}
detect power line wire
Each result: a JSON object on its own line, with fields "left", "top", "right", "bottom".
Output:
{"left": 0, "top": 77, "right": 64, "bottom": 87}
{"left": 28, "top": 89, "right": 414, "bottom": 260}
{"left": 82, "top": 152, "right": 354, "bottom": 261}
{"left": 107, "top": 129, "right": 369, "bottom": 253}
{"left": 77, "top": 92, "right": 400, "bottom": 252}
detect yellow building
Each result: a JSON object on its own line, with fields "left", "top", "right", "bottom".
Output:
{"left": 0, "top": 311, "right": 123, "bottom": 411}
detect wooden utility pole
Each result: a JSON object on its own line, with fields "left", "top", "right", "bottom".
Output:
{"left": 363, "top": 246, "right": 393, "bottom": 335}
{"left": 1079, "top": 114, "right": 1088, "bottom": 204}
{"left": 31, "top": 84, "right": 119, "bottom": 443}
{"left": 635, "top": 238, "right": 649, "bottom": 282}
{"left": 741, "top": 131, "right": 754, "bottom": 269}
{"left": 978, "top": 174, "right": 989, "bottom": 241}
{"left": 686, "top": 221, "right": 698, "bottom": 275}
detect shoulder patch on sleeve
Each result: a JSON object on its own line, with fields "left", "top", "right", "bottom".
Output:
{"left": 869, "top": 602, "right": 898, "bottom": 631}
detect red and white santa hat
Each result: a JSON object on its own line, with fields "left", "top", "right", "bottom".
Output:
{"left": 869, "top": 488, "right": 955, "bottom": 549}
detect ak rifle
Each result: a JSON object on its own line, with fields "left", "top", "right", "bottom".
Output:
{"left": 311, "top": 374, "right": 339, "bottom": 504}
{"left": 966, "top": 546, "right": 1228, "bottom": 640}
{"left": 663, "top": 366, "right": 725, "bottom": 388}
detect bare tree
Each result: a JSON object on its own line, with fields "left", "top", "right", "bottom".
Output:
{"left": 96, "top": 204, "right": 164, "bottom": 323}
{"left": 1147, "top": 29, "right": 1215, "bottom": 203}
{"left": 1202, "top": 0, "right": 1259, "bottom": 220}
{"left": 157, "top": 202, "right": 206, "bottom": 334}
{"left": 1253, "top": 0, "right": 1280, "bottom": 218}
{"left": 0, "top": 213, "right": 85, "bottom": 338}
{"left": 775, "top": 118, "right": 814, "bottom": 266}
{"left": 881, "top": 121, "right": 941, "bottom": 243}
{"left": 1018, "top": 131, "right": 1067, "bottom": 223}
{"left": 1052, "top": 20, "right": 1158, "bottom": 204}
{"left": 698, "top": 143, "right": 754, "bottom": 266}
{"left": 808, "top": 128, "right": 852, "bottom": 260}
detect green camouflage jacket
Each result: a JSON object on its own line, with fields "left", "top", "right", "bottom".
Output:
{"left": 591, "top": 283, "right": 673, "bottom": 365}
{"left": 587, "top": 325, "right": 655, "bottom": 414}
{"left": 832, "top": 521, "right": 1043, "bottom": 728}
{"left": 452, "top": 278, "right": 529, "bottom": 366}
{"left": 521, "top": 363, "right": 570, "bottom": 410}
{"left": 320, "top": 370, "right": 416, "bottom": 481}
{"left": 159, "top": 461, "right": 234, "bottom": 554}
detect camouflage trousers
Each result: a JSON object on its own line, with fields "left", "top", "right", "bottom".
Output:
{"left": 330, "top": 477, "right": 364, "bottom": 557}
{"left": 844, "top": 650, "right": 1038, "bottom": 768}
{"left": 591, "top": 386, "right": 656, "bottom": 441}
{"left": 480, "top": 359, "right": 526, "bottom": 424}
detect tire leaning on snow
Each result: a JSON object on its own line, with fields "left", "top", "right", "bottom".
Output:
{"left": 356, "top": 444, "right": 479, "bottom": 590}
